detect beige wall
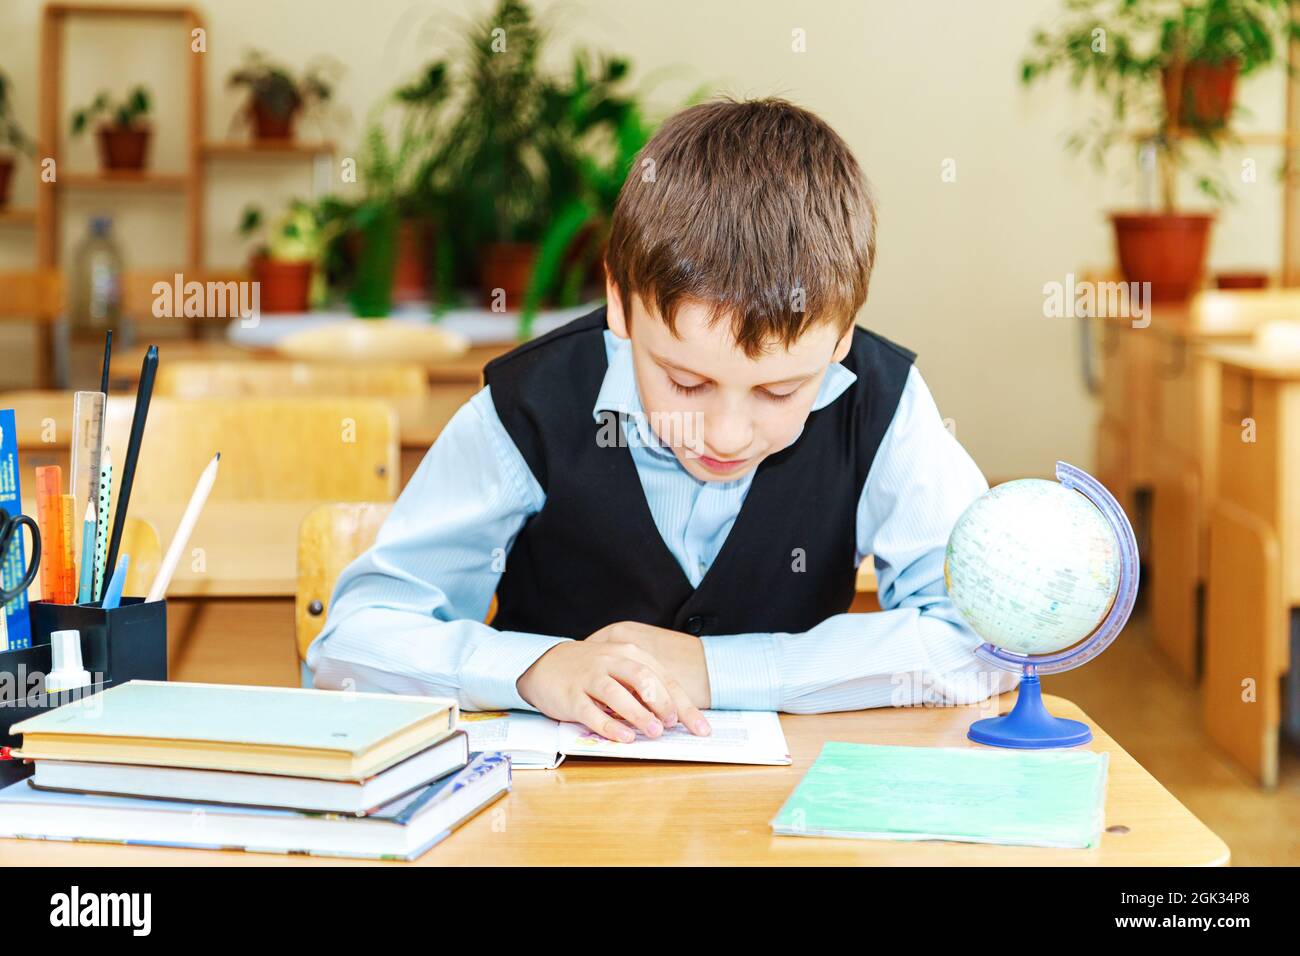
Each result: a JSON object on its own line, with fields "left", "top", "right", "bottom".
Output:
{"left": 0, "top": 0, "right": 1290, "bottom": 477}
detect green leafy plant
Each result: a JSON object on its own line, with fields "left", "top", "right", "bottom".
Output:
{"left": 1021, "top": 0, "right": 1300, "bottom": 208}
{"left": 0, "top": 69, "right": 33, "bottom": 154}
{"left": 70, "top": 86, "right": 150, "bottom": 135}
{"left": 238, "top": 198, "right": 338, "bottom": 263}
{"left": 521, "top": 52, "right": 654, "bottom": 327}
{"left": 227, "top": 50, "right": 339, "bottom": 123}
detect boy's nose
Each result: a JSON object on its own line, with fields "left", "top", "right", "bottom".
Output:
{"left": 704, "top": 412, "right": 753, "bottom": 459}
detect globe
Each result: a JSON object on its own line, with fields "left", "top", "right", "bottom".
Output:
{"left": 944, "top": 478, "right": 1121, "bottom": 656}
{"left": 943, "top": 462, "right": 1139, "bottom": 749}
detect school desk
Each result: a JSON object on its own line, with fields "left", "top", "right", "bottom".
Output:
{"left": 1201, "top": 343, "right": 1300, "bottom": 787}
{"left": 1, "top": 388, "right": 468, "bottom": 486}
{"left": 0, "top": 693, "right": 1228, "bottom": 866}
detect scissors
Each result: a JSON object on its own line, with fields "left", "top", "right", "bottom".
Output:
{"left": 0, "top": 507, "right": 41, "bottom": 607}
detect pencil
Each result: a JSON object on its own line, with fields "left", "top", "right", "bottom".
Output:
{"left": 147, "top": 453, "right": 220, "bottom": 603}
{"left": 77, "top": 501, "right": 96, "bottom": 604}
{"left": 93, "top": 445, "right": 113, "bottom": 601}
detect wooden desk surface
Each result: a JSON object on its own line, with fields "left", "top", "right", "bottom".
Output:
{"left": 0, "top": 694, "right": 1228, "bottom": 867}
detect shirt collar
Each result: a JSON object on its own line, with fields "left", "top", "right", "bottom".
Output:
{"left": 591, "top": 330, "right": 857, "bottom": 433}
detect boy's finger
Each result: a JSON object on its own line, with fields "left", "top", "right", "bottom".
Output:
{"left": 608, "top": 659, "right": 678, "bottom": 727}
{"left": 588, "top": 674, "right": 663, "bottom": 738}
{"left": 661, "top": 675, "right": 711, "bottom": 736}
{"left": 577, "top": 697, "right": 636, "bottom": 743}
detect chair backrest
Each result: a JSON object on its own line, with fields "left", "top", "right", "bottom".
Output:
{"left": 156, "top": 361, "right": 428, "bottom": 400}
{"left": 0, "top": 270, "right": 61, "bottom": 318}
{"left": 104, "top": 397, "right": 399, "bottom": 505}
{"left": 295, "top": 502, "right": 392, "bottom": 661}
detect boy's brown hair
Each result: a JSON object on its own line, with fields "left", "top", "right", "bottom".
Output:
{"left": 605, "top": 97, "right": 877, "bottom": 357}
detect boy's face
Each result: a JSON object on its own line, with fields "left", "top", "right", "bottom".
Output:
{"left": 607, "top": 281, "right": 853, "bottom": 483}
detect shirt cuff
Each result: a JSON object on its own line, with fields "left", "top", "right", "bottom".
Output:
{"left": 461, "top": 631, "right": 571, "bottom": 712}
{"left": 699, "top": 633, "right": 783, "bottom": 711}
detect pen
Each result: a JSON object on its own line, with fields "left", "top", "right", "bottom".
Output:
{"left": 104, "top": 345, "right": 156, "bottom": 582}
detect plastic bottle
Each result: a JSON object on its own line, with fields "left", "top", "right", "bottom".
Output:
{"left": 68, "top": 216, "right": 125, "bottom": 340}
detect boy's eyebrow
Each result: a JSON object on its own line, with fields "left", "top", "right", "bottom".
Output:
{"left": 651, "top": 353, "right": 819, "bottom": 388}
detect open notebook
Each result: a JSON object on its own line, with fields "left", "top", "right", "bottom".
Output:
{"left": 460, "top": 709, "right": 791, "bottom": 769}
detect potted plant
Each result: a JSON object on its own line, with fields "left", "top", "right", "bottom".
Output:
{"left": 239, "top": 200, "right": 337, "bottom": 313}
{"left": 0, "top": 69, "right": 33, "bottom": 208}
{"left": 71, "top": 86, "right": 151, "bottom": 172}
{"left": 1022, "top": 0, "right": 1300, "bottom": 301}
{"left": 523, "top": 51, "right": 657, "bottom": 333}
{"left": 227, "top": 50, "right": 340, "bottom": 142}
{"left": 359, "top": 58, "right": 454, "bottom": 306}
{"left": 439, "top": 0, "right": 549, "bottom": 307}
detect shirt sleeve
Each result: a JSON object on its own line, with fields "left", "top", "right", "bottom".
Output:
{"left": 306, "top": 386, "right": 572, "bottom": 711}
{"left": 698, "top": 365, "right": 1019, "bottom": 712}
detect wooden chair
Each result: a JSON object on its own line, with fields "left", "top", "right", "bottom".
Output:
{"left": 156, "top": 361, "right": 427, "bottom": 401}
{"left": 103, "top": 396, "right": 399, "bottom": 504}
{"left": 295, "top": 502, "right": 393, "bottom": 664}
{"left": 0, "top": 270, "right": 62, "bottom": 389}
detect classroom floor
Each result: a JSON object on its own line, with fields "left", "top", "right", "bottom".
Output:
{"left": 169, "top": 593, "right": 1300, "bottom": 866}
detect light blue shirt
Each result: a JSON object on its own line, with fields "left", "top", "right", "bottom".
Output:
{"left": 308, "top": 330, "right": 1016, "bottom": 712}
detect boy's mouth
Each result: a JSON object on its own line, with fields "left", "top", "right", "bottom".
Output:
{"left": 697, "top": 454, "right": 749, "bottom": 475}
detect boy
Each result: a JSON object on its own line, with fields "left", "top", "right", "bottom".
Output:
{"left": 308, "top": 97, "right": 1013, "bottom": 741}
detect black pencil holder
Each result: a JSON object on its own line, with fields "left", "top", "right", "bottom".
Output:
{"left": 0, "top": 598, "right": 167, "bottom": 787}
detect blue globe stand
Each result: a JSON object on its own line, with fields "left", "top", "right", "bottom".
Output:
{"left": 967, "top": 673, "right": 1093, "bottom": 748}
{"left": 964, "top": 462, "right": 1140, "bottom": 749}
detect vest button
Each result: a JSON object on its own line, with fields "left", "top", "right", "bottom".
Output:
{"left": 686, "top": 615, "right": 705, "bottom": 635}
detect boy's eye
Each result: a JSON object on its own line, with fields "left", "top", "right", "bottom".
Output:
{"left": 758, "top": 386, "right": 798, "bottom": 403}
{"left": 668, "top": 378, "right": 707, "bottom": 397}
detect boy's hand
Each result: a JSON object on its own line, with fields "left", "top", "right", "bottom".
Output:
{"left": 516, "top": 634, "right": 711, "bottom": 742}
{"left": 586, "top": 622, "right": 711, "bottom": 712}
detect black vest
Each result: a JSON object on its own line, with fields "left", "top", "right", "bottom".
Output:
{"left": 484, "top": 307, "right": 915, "bottom": 639}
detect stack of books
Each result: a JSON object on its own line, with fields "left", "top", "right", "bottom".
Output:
{"left": 0, "top": 681, "right": 510, "bottom": 861}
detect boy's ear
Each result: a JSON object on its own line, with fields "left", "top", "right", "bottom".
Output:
{"left": 606, "top": 273, "right": 630, "bottom": 339}
{"left": 831, "top": 325, "right": 854, "bottom": 363}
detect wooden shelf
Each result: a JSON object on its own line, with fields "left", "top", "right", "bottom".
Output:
{"left": 1130, "top": 128, "right": 1299, "bottom": 146}
{"left": 202, "top": 140, "right": 334, "bottom": 158}
{"left": 59, "top": 170, "right": 190, "bottom": 191}
{"left": 0, "top": 207, "right": 36, "bottom": 226}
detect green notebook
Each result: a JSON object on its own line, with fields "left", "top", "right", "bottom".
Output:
{"left": 771, "top": 742, "right": 1109, "bottom": 849}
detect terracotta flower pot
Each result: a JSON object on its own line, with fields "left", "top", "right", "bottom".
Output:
{"left": 251, "top": 255, "right": 313, "bottom": 313}
{"left": 1162, "top": 60, "right": 1239, "bottom": 129}
{"left": 1216, "top": 271, "right": 1269, "bottom": 290}
{"left": 0, "top": 155, "right": 13, "bottom": 208}
{"left": 393, "top": 219, "right": 432, "bottom": 303}
{"left": 1110, "top": 213, "right": 1214, "bottom": 303}
{"left": 97, "top": 124, "right": 151, "bottom": 171}
{"left": 478, "top": 242, "right": 539, "bottom": 310}
{"left": 250, "top": 101, "right": 297, "bottom": 141}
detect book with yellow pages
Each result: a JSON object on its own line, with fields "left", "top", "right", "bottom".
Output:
{"left": 10, "top": 681, "right": 458, "bottom": 781}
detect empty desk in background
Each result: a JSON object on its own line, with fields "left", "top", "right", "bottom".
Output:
{"left": 0, "top": 693, "right": 1229, "bottom": 866}
{"left": 1202, "top": 344, "right": 1300, "bottom": 787}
